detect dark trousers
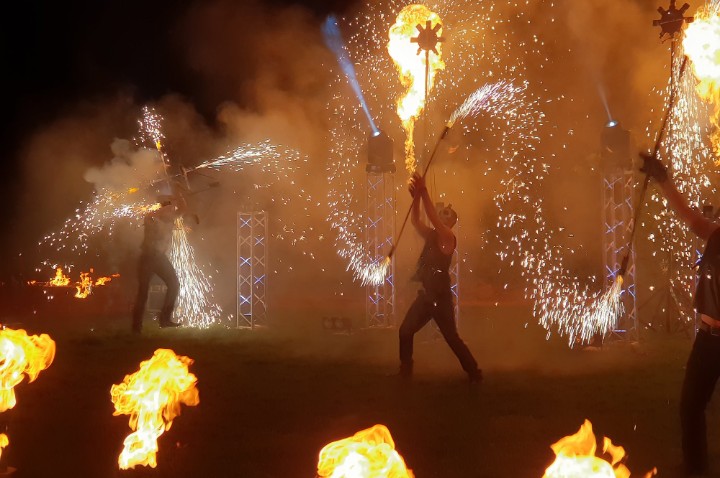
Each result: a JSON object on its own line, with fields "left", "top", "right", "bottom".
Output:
{"left": 680, "top": 329, "right": 720, "bottom": 474}
{"left": 399, "top": 290, "right": 478, "bottom": 377}
{"left": 131, "top": 250, "right": 179, "bottom": 332}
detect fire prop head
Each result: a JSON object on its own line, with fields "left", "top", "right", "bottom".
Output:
{"left": 543, "top": 420, "right": 656, "bottom": 478}
{"left": 110, "top": 348, "right": 199, "bottom": 470}
{"left": 388, "top": 4, "right": 445, "bottom": 173}
{"left": 317, "top": 424, "right": 414, "bottom": 478}
{"left": 683, "top": 6, "right": 720, "bottom": 163}
{"left": 0, "top": 327, "right": 56, "bottom": 413}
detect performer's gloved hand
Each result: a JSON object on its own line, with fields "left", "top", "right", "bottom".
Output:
{"left": 639, "top": 151, "right": 669, "bottom": 183}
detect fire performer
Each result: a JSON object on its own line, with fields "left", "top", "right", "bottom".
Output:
{"left": 130, "top": 194, "right": 187, "bottom": 333}
{"left": 398, "top": 172, "right": 481, "bottom": 383}
{"left": 641, "top": 152, "right": 720, "bottom": 476}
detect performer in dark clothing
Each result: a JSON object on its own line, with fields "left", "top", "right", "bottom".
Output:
{"left": 398, "top": 172, "right": 481, "bottom": 383}
{"left": 642, "top": 153, "right": 720, "bottom": 476}
{"left": 131, "top": 196, "right": 182, "bottom": 333}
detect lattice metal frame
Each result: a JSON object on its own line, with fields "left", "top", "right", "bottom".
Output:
{"left": 237, "top": 211, "right": 268, "bottom": 329}
{"left": 603, "top": 170, "right": 638, "bottom": 341}
{"left": 366, "top": 171, "right": 396, "bottom": 328}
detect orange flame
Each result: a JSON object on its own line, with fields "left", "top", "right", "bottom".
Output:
{"left": 0, "top": 434, "right": 8, "bottom": 463}
{"left": 317, "top": 424, "right": 414, "bottom": 478}
{"left": 543, "top": 420, "right": 656, "bottom": 478}
{"left": 49, "top": 267, "right": 70, "bottom": 287}
{"left": 74, "top": 271, "right": 93, "bottom": 299}
{"left": 0, "top": 327, "right": 56, "bottom": 413}
{"left": 110, "top": 349, "right": 199, "bottom": 470}
{"left": 683, "top": 7, "right": 720, "bottom": 163}
{"left": 388, "top": 4, "right": 445, "bottom": 173}
{"left": 74, "top": 270, "right": 119, "bottom": 299}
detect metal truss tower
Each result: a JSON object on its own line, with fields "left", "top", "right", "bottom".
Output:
{"left": 366, "top": 171, "right": 396, "bottom": 328}
{"left": 237, "top": 211, "right": 269, "bottom": 329}
{"left": 603, "top": 167, "right": 638, "bottom": 341}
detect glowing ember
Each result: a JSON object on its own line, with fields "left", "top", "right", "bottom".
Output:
{"left": 683, "top": 6, "right": 720, "bottom": 163}
{"left": 49, "top": 267, "right": 70, "bottom": 287}
{"left": 0, "top": 327, "right": 56, "bottom": 413}
{"left": 317, "top": 424, "right": 414, "bottom": 478}
{"left": 388, "top": 4, "right": 445, "bottom": 173}
{"left": 543, "top": 420, "right": 656, "bottom": 478}
{"left": 110, "top": 348, "right": 199, "bottom": 470}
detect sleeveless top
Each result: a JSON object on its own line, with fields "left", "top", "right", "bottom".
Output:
{"left": 413, "top": 228, "right": 454, "bottom": 295}
{"left": 695, "top": 227, "right": 720, "bottom": 321}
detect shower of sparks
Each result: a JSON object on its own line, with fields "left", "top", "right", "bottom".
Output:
{"left": 359, "top": 256, "right": 391, "bottom": 287}
{"left": 197, "top": 140, "right": 322, "bottom": 252}
{"left": 388, "top": 4, "right": 445, "bottom": 173}
{"left": 139, "top": 106, "right": 167, "bottom": 161}
{"left": 683, "top": 5, "right": 720, "bottom": 163}
{"left": 330, "top": 1, "right": 639, "bottom": 347}
{"left": 643, "top": 1, "right": 720, "bottom": 328}
{"left": 40, "top": 188, "right": 159, "bottom": 257}
{"left": 534, "top": 274, "right": 625, "bottom": 347}
{"left": 169, "top": 217, "right": 223, "bottom": 328}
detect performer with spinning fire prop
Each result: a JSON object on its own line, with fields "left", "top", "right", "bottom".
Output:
{"left": 131, "top": 189, "right": 197, "bottom": 333}
{"left": 641, "top": 151, "right": 720, "bottom": 476}
{"left": 398, "top": 172, "right": 481, "bottom": 383}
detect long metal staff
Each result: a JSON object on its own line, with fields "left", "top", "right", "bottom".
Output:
{"left": 385, "top": 125, "right": 451, "bottom": 261}
{"left": 618, "top": 55, "right": 688, "bottom": 275}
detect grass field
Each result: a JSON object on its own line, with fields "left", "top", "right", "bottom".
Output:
{"left": 0, "top": 302, "right": 714, "bottom": 477}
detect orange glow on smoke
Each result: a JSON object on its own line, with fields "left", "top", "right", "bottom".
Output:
{"left": 0, "top": 327, "right": 56, "bottom": 413}
{"left": 388, "top": 4, "right": 445, "bottom": 173}
{"left": 110, "top": 349, "right": 199, "bottom": 470}
{"left": 543, "top": 420, "right": 656, "bottom": 478}
{"left": 683, "top": 7, "right": 720, "bottom": 163}
{"left": 317, "top": 424, "right": 414, "bottom": 478}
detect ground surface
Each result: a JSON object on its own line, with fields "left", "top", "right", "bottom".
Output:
{"left": 0, "top": 302, "right": 712, "bottom": 478}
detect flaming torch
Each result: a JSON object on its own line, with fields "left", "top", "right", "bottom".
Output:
{"left": 388, "top": 4, "right": 445, "bottom": 173}
{"left": 317, "top": 424, "right": 414, "bottom": 478}
{"left": 110, "top": 348, "right": 199, "bottom": 470}
{"left": 543, "top": 420, "right": 656, "bottom": 478}
{"left": 683, "top": 4, "right": 720, "bottom": 164}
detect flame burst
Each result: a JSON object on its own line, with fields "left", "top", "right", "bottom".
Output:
{"left": 388, "top": 4, "right": 445, "bottom": 173}
{"left": 110, "top": 349, "right": 199, "bottom": 470}
{"left": 683, "top": 6, "right": 720, "bottom": 163}
{"left": 0, "top": 327, "right": 56, "bottom": 413}
{"left": 317, "top": 424, "right": 414, "bottom": 478}
{"left": 543, "top": 420, "right": 656, "bottom": 478}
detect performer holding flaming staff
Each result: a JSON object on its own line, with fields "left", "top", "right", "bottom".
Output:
{"left": 130, "top": 193, "right": 187, "bottom": 333}
{"left": 398, "top": 172, "right": 481, "bottom": 384}
{"left": 641, "top": 152, "right": 720, "bottom": 476}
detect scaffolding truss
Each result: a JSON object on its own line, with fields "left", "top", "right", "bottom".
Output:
{"left": 603, "top": 169, "right": 638, "bottom": 341}
{"left": 366, "top": 171, "right": 396, "bottom": 328}
{"left": 237, "top": 211, "right": 269, "bottom": 329}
